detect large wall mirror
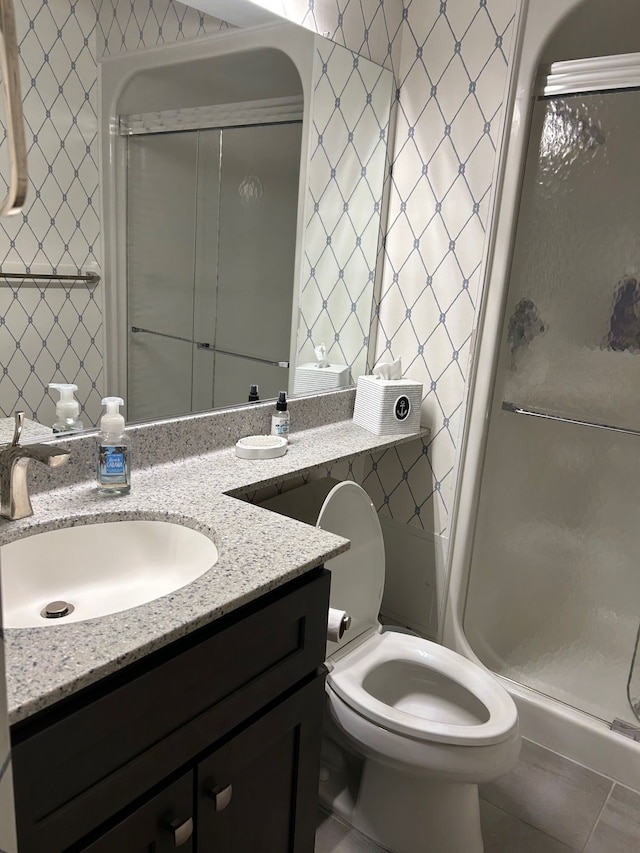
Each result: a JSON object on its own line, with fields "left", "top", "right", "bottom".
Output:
{"left": 0, "top": 0, "right": 394, "bottom": 435}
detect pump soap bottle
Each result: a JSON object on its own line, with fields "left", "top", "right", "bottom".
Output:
{"left": 271, "top": 391, "right": 290, "bottom": 440}
{"left": 49, "top": 383, "right": 84, "bottom": 433}
{"left": 97, "top": 397, "right": 131, "bottom": 495}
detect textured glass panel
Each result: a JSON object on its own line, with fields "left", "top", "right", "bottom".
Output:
{"left": 502, "top": 89, "right": 640, "bottom": 431}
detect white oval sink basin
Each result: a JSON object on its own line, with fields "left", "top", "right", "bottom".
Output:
{"left": 1, "top": 520, "right": 218, "bottom": 628}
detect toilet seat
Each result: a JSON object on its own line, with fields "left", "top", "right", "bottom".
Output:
{"left": 327, "top": 631, "right": 518, "bottom": 746}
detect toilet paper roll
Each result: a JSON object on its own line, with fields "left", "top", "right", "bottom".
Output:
{"left": 327, "top": 608, "right": 352, "bottom": 642}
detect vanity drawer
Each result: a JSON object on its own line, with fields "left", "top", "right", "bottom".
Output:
{"left": 12, "top": 568, "right": 330, "bottom": 853}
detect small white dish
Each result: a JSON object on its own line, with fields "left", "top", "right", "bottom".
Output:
{"left": 235, "top": 435, "right": 288, "bottom": 460}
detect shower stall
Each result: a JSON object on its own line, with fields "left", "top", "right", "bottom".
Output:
{"left": 445, "top": 0, "right": 640, "bottom": 791}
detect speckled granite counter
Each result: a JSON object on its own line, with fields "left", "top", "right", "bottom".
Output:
{"left": 0, "top": 417, "right": 52, "bottom": 443}
{"left": 1, "top": 413, "right": 427, "bottom": 725}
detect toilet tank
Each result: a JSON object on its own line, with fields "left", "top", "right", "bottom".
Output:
{"left": 261, "top": 478, "right": 385, "bottom": 655}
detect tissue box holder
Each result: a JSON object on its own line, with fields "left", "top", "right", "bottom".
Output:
{"left": 293, "top": 363, "right": 351, "bottom": 395}
{"left": 353, "top": 375, "right": 422, "bottom": 435}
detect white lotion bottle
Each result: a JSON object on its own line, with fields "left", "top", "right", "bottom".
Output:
{"left": 96, "top": 396, "right": 131, "bottom": 495}
{"left": 271, "top": 391, "right": 290, "bottom": 440}
{"left": 49, "top": 383, "right": 84, "bottom": 433}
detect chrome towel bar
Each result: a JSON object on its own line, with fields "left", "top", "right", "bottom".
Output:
{"left": 0, "top": 270, "right": 100, "bottom": 285}
{"left": 502, "top": 401, "right": 640, "bottom": 438}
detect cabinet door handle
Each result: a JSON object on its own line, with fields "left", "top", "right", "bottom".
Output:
{"left": 0, "top": 0, "right": 27, "bottom": 215}
{"left": 164, "top": 815, "right": 194, "bottom": 847}
{"left": 208, "top": 783, "right": 233, "bottom": 811}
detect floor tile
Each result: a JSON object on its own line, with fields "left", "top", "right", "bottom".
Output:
{"left": 315, "top": 810, "right": 389, "bottom": 853}
{"left": 584, "top": 784, "right": 640, "bottom": 852}
{"left": 480, "top": 738, "right": 613, "bottom": 849}
{"left": 481, "top": 801, "right": 580, "bottom": 853}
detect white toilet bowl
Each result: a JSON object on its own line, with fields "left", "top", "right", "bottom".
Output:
{"left": 264, "top": 479, "right": 520, "bottom": 853}
{"left": 327, "top": 630, "right": 519, "bottom": 781}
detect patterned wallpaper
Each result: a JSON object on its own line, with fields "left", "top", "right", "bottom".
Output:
{"left": 0, "top": 0, "right": 103, "bottom": 430}
{"left": 297, "top": 38, "right": 394, "bottom": 386}
{"left": 96, "top": 0, "right": 231, "bottom": 55}
{"left": 367, "top": 1, "right": 517, "bottom": 538}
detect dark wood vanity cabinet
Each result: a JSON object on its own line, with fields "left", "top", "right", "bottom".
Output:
{"left": 11, "top": 568, "right": 330, "bottom": 853}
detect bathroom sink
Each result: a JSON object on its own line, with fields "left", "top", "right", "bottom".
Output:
{"left": 0, "top": 520, "right": 218, "bottom": 628}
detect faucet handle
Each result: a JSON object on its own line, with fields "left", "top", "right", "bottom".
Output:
{"left": 11, "top": 410, "right": 24, "bottom": 446}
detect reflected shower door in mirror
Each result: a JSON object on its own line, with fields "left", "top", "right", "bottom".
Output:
{"left": 126, "top": 122, "right": 301, "bottom": 422}
{"left": 102, "top": 21, "right": 394, "bottom": 425}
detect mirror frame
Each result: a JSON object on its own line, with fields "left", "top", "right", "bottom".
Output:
{"left": 100, "top": 21, "right": 316, "bottom": 414}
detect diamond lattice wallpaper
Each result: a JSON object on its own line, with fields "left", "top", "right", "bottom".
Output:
{"left": 366, "top": 0, "right": 517, "bottom": 538}
{"left": 0, "top": 0, "right": 102, "bottom": 428}
{"left": 97, "top": 0, "right": 231, "bottom": 56}
{"left": 297, "top": 38, "right": 394, "bottom": 387}
{"left": 271, "top": 0, "right": 517, "bottom": 543}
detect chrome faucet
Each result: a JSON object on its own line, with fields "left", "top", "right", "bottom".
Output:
{"left": 0, "top": 411, "right": 70, "bottom": 520}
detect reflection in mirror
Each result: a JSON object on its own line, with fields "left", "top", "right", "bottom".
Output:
{"left": 0, "top": 1, "right": 394, "bottom": 433}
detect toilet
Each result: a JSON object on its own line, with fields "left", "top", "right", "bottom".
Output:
{"left": 263, "top": 478, "right": 520, "bottom": 853}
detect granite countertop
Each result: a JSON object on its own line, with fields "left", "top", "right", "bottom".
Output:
{"left": 1, "top": 418, "right": 427, "bottom": 725}
{"left": 0, "top": 417, "right": 52, "bottom": 444}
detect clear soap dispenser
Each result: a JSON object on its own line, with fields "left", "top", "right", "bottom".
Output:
{"left": 96, "top": 396, "right": 131, "bottom": 495}
{"left": 49, "top": 383, "right": 84, "bottom": 433}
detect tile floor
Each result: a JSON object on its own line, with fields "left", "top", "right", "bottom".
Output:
{"left": 315, "top": 735, "right": 640, "bottom": 852}
{"left": 315, "top": 803, "right": 582, "bottom": 853}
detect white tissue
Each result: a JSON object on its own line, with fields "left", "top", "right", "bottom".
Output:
{"left": 315, "top": 343, "right": 330, "bottom": 368}
{"left": 372, "top": 357, "right": 403, "bottom": 380}
{"left": 327, "top": 608, "right": 351, "bottom": 642}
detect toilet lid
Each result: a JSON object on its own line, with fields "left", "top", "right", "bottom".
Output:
{"left": 317, "top": 481, "right": 385, "bottom": 654}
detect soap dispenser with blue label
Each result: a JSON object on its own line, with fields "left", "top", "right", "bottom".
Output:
{"left": 97, "top": 396, "right": 131, "bottom": 495}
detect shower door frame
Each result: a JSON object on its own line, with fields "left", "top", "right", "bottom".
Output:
{"left": 442, "top": 0, "right": 640, "bottom": 791}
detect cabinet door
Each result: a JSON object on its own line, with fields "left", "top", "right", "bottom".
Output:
{"left": 80, "top": 772, "right": 194, "bottom": 853}
{"left": 196, "top": 673, "right": 325, "bottom": 853}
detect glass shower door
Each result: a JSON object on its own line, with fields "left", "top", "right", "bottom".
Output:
{"left": 463, "top": 79, "right": 640, "bottom": 726}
